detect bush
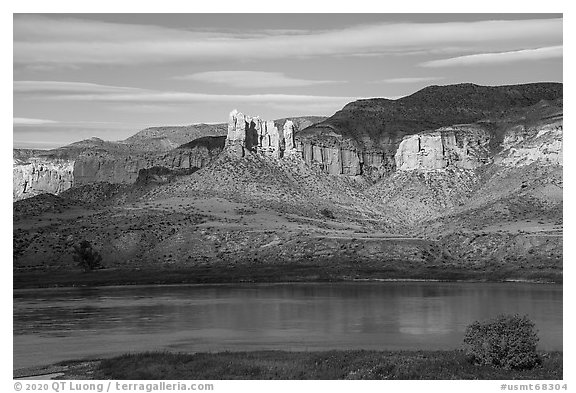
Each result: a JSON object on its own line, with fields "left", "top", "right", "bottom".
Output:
{"left": 73, "top": 240, "right": 103, "bottom": 272}
{"left": 463, "top": 314, "right": 541, "bottom": 370}
{"left": 320, "top": 208, "right": 335, "bottom": 219}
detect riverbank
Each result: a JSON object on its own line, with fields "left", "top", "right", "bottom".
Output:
{"left": 15, "top": 350, "right": 563, "bottom": 380}
{"left": 13, "top": 262, "right": 562, "bottom": 289}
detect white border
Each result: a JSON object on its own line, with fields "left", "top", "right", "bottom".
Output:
{"left": 4, "top": 3, "right": 571, "bottom": 392}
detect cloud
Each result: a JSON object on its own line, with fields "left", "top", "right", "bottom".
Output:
{"left": 13, "top": 116, "right": 145, "bottom": 132}
{"left": 175, "top": 71, "right": 339, "bottom": 88}
{"left": 13, "top": 15, "right": 562, "bottom": 66}
{"left": 15, "top": 80, "right": 355, "bottom": 105}
{"left": 13, "top": 140, "right": 69, "bottom": 149}
{"left": 14, "top": 80, "right": 143, "bottom": 94}
{"left": 13, "top": 117, "right": 58, "bottom": 125}
{"left": 14, "top": 80, "right": 357, "bottom": 117}
{"left": 376, "top": 77, "right": 445, "bottom": 84}
{"left": 421, "top": 45, "right": 563, "bottom": 67}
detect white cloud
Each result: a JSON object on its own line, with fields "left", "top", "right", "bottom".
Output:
{"left": 55, "top": 91, "right": 354, "bottom": 105}
{"left": 13, "top": 115, "right": 146, "bottom": 131}
{"left": 421, "top": 45, "right": 563, "bottom": 67}
{"left": 15, "top": 80, "right": 355, "bottom": 105}
{"left": 176, "top": 71, "right": 339, "bottom": 88}
{"left": 377, "top": 77, "right": 445, "bottom": 84}
{"left": 13, "top": 140, "right": 69, "bottom": 149}
{"left": 13, "top": 117, "right": 58, "bottom": 125}
{"left": 13, "top": 15, "right": 562, "bottom": 66}
{"left": 14, "top": 80, "right": 143, "bottom": 94}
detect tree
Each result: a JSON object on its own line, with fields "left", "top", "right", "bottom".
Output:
{"left": 73, "top": 240, "right": 103, "bottom": 272}
{"left": 463, "top": 314, "right": 541, "bottom": 370}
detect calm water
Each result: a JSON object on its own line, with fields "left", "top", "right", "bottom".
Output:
{"left": 13, "top": 282, "right": 562, "bottom": 369}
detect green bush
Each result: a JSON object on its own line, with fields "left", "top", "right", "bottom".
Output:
{"left": 73, "top": 240, "right": 103, "bottom": 272}
{"left": 463, "top": 314, "right": 541, "bottom": 370}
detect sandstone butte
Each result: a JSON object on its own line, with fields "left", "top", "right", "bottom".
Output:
{"left": 12, "top": 103, "right": 563, "bottom": 202}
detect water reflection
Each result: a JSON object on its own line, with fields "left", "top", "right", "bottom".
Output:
{"left": 13, "top": 282, "right": 562, "bottom": 369}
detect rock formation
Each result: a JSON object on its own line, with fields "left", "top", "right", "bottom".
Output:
{"left": 12, "top": 114, "right": 324, "bottom": 202}
{"left": 13, "top": 136, "right": 226, "bottom": 201}
{"left": 283, "top": 120, "right": 295, "bottom": 152}
{"left": 298, "top": 83, "right": 562, "bottom": 178}
{"left": 298, "top": 142, "right": 363, "bottom": 175}
{"left": 394, "top": 125, "right": 492, "bottom": 171}
{"left": 225, "top": 110, "right": 297, "bottom": 158}
{"left": 495, "top": 118, "right": 563, "bottom": 167}
{"left": 72, "top": 138, "right": 225, "bottom": 186}
{"left": 226, "top": 111, "right": 495, "bottom": 176}
{"left": 13, "top": 157, "right": 75, "bottom": 201}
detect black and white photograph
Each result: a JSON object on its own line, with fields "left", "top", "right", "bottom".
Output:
{"left": 10, "top": 7, "right": 566, "bottom": 387}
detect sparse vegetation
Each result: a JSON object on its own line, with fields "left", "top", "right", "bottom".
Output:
{"left": 90, "top": 350, "right": 561, "bottom": 380}
{"left": 72, "top": 240, "right": 103, "bottom": 272}
{"left": 463, "top": 314, "right": 541, "bottom": 370}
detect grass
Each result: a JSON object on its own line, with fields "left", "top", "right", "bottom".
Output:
{"left": 91, "top": 350, "right": 562, "bottom": 380}
{"left": 13, "top": 261, "right": 562, "bottom": 289}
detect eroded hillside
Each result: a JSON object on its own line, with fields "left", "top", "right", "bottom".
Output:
{"left": 13, "top": 83, "right": 563, "bottom": 285}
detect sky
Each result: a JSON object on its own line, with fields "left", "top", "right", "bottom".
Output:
{"left": 13, "top": 13, "right": 563, "bottom": 149}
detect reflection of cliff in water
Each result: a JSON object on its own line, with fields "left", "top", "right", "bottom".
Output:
{"left": 14, "top": 282, "right": 563, "bottom": 369}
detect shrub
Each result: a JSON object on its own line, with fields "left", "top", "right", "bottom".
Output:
{"left": 73, "top": 240, "right": 103, "bottom": 272}
{"left": 463, "top": 314, "right": 541, "bottom": 370}
{"left": 320, "top": 208, "right": 335, "bottom": 219}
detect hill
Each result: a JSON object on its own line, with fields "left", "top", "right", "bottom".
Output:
{"left": 124, "top": 123, "right": 228, "bottom": 151}
{"left": 297, "top": 83, "right": 562, "bottom": 178}
{"left": 13, "top": 116, "right": 327, "bottom": 201}
{"left": 13, "top": 83, "right": 562, "bottom": 286}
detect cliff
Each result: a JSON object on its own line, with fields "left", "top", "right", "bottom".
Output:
{"left": 298, "top": 83, "right": 563, "bottom": 178}
{"left": 13, "top": 137, "right": 225, "bottom": 201}
{"left": 13, "top": 157, "right": 75, "bottom": 201}
{"left": 496, "top": 117, "right": 563, "bottom": 167}
{"left": 394, "top": 125, "right": 492, "bottom": 171}
{"left": 73, "top": 136, "right": 226, "bottom": 186}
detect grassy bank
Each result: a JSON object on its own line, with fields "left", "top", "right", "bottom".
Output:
{"left": 66, "top": 350, "right": 563, "bottom": 380}
{"left": 13, "top": 262, "right": 562, "bottom": 289}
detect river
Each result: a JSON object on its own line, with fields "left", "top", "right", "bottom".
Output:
{"left": 13, "top": 282, "right": 562, "bottom": 370}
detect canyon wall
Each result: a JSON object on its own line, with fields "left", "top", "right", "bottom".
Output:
{"left": 13, "top": 136, "right": 225, "bottom": 201}
{"left": 296, "top": 124, "right": 493, "bottom": 176}
{"left": 495, "top": 119, "right": 563, "bottom": 167}
{"left": 74, "top": 137, "right": 224, "bottom": 185}
{"left": 13, "top": 158, "right": 75, "bottom": 201}
{"left": 72, "top": 140, "right": 223, "bottom": 186}
{"left": 394, "top": 125, "right": 492, "bottom": 171}
{"left": 225, "top": 110, "right": 498, "bottom": 176}
{"left": 298, "top": 142, "right": 363, "bottom": 175}
{"left": 14, "top": 105, "right": 562, "bottom": 202}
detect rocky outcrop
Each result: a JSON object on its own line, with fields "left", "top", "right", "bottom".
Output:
{"left": 225, "top": 110, "right": 296, "bottom": 158}
{"left": 13, "top": 136, "right": 226, "bottom": 201}
{"left": 394, "top": 125, "right": 492, "bottom": 171}
{"left": 298, "top": 142, "right": 362, "bottom": 175}
{"left": 297, "top": 124, "right": 493, "bottom": 176}
{"left": 496, "top": 119, "right": 563, "bottom": 167}
{"left": 283, "top": 120, "right": 295, "bottom": 152}
{"left": 135, "top": 166, "right": 198, "bottom": 186}
{"left": 297, "top": 83, "right": 562, "bottom": 178}
{"left": 13, "top": 115, "right": 326, "bottom": 201}
{"left": 73, "top": 137, "right": 225, "bottom": 186}
{"left": 225, "top": 110, "right": 360, "bottom": 174}
{"left": 13, "top": 157, "right": 75, "bottom": 201}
